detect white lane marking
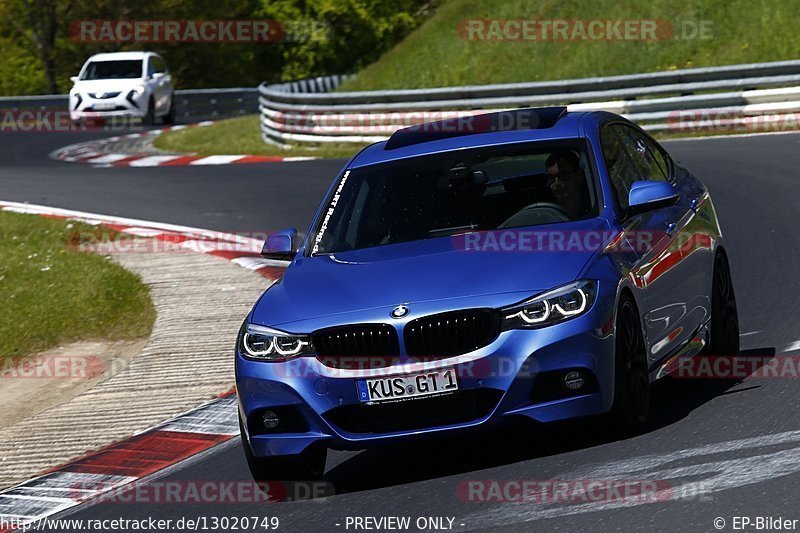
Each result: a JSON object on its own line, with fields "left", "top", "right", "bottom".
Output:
{"left": 84, "top": 153, "right": 132, "bottom": 164}
{"left": 465, "top": 429, "right": 800, "bottom": 528}
{"left": 157, "top": 397, "right": 239, "bottom": 435}
{"left": 739, "top": 331, "right": 761, "bottom": 337}
{"left": 0, "top": 471, "right": 137, "bottom": 525}
{"left": 61, "top": 151, "right": 101, "bottom": 162}
{"left": 127, "top": 155, "right": 183, "bottom": 167}
{"left": 120, "top": 227, "right": 166, "bottom": 237}
{"left": 783, "top": 340, "right": 800, "bottom": 352}
{"left": 229, "top": 256, "right": 281, "bottom": 270}
{"left": 189, "top": 155, "right": 246, "bottom": 165}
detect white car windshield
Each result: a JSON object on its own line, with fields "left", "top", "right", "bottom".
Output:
{"left": 81, "top": 60, "right": 143, "bottom": 80}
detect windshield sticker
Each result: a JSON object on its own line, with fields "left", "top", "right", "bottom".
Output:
{"left": 311, "top": 170, "right": 350, "bottom": 255}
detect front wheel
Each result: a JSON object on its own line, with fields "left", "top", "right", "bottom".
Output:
{"left": 610, "top": 294, "right": 650, "bottom": 433}
{"left": 162, "top": 96, "right": 176, "bottom": 125}
{"left": 239, "top": 418, "right": 326, "bottom": 483}
{"left": 708, "top": 250, "right": 739, "bottom": 356}
{"left": 142, "top": 97, "right": 155, "bottom": 126}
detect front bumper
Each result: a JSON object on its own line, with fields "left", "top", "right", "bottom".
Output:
{"left": 236, "top": 288, "right": 617, "bottom": 459}
{"left": 70, "top": 91, "right": 148, "bottom": 120}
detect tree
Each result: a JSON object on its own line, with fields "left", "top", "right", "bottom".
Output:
{"left": 0, "top": 0, "right": 69, "bottom": 93}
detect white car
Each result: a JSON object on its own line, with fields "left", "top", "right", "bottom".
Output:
{"left": 69, "top": 51, "right": 175, "bottom": 125}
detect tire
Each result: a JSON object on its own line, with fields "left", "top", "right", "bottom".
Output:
{"left": 142, "top": 97, "right": 155, "bottom": 126}
{"left": 610, "top": 294, "right": 650, "bottom": 433}
{"left": 239, "top": 418, "right": 326, "bottom": 483}
{"left": 708, "top": 250, "right": 739, "bottom": 356}
{"left": 162, "top": 96, "right": 176, "bottom": 125}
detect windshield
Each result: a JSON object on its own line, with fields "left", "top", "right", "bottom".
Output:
{"left": 311, "top": 140, "right": 599, "bottom": 255}
{"left": 80, "top": 60, "right": 143, "bottom": 80}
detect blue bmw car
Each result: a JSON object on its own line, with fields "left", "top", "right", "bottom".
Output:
{"left": 236, "top": 108, "right": 739, "bottom": 481}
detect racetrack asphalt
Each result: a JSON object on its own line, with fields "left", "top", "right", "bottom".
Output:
{"left": 2, "top": 129, "right": 800, "bottom": 532}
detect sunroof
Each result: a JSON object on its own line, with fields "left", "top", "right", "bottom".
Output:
{"left": 384, "top": 107, "right": 568, "bottom": 151}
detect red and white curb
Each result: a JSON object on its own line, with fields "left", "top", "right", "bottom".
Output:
{"left": 0, "top": 200, "right": 289, "bottom": 282}
{"left": 0, "top": 394, "right": 239, "bottom": 530}
{"left": 50, "top": 122, "right": 316, "bottom": 167}
{"left": 0, "top": 200, "right": 288, "bottom": 527}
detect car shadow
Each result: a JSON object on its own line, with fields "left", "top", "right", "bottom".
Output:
{"left": 321, "top": 346, "right": 776, "bottom": 497}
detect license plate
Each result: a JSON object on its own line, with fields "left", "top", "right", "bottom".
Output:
{"left": 92, "top": 102, "right": 116, "bottom": 110}
{"left": 357, "top": 368, "right": 458, "bottom": 403}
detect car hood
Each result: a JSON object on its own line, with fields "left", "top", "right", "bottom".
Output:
{"left": 252, "top": 219, "right": 611, "bottom": 328}
{"left": 72, "top": 79, "right": 145, "bottom": 93}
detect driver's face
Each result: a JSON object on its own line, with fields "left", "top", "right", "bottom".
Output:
{"left": 546, "top": 163, "right": 581, "bottom": 200}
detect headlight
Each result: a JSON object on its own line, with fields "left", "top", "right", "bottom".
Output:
{"left": 240, "top": 322, "right": 314, "bottom": 361}
{"left": 501, "top": 280, "right": 597, "bottom": 330}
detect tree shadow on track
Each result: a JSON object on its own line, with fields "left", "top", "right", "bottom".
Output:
{"left": 323, "top": 347, "right": 775, "bottom": 496}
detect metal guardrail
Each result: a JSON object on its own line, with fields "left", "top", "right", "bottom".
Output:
{"left": 0, "top": 88, "right": 258, "bottom": 123}
{"left": 258, "top": 60, "right": 800, "bottom": 146}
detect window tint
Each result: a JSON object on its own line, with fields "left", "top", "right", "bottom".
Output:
{"left": 311, "top": 141, "right": 599, "bottom": 255}
{"left": 601, "top": 124, "right": 673, "bottom": 210}
{"left": 81, "top": 60, "right": 142, "bottom": 80}
{"left": 642, "top": 135, "right": 670, "bottom": 181}
{"left": 601, "top": 125, "right": 642, "bottom": 210}
{"left": 619, "top": 127, "right": 669, "bottom": 182}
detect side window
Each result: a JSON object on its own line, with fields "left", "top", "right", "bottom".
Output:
{"left": 619, "top": 126, "right": 669, "bottom": 182}
{"left": 146, "top": 59, "right": 156, "bottom": 77}
{"left": 642, "top": 135, "right": 671, "bottom": 181}
{"left": 601, "top": 125, "right": 641, "bottom": 210}
{"left": 152, "top": 56, "right": 167, "bottom": 74}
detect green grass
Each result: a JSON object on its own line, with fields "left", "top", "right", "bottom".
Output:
{"left": 341, "top": 0, "right": 800, "bottom": 91}
{"left": 153, "top": 116, "right": 364, "bottom": 159}
{"left": 0, "top": 211, "right": 156, "bottom": 358}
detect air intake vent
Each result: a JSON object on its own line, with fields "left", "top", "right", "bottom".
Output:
{"left": 404, "top": 309, "right": 500, "bottom": 359}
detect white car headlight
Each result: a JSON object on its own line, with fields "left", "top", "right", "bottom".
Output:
{"left": 240, "top": 323, "right": 314, "bottom": 361}
{"left": 501, "top": 280, "right": 597, "bottom": 330}
{"left": 130, "top": 86, "right": 146, "bottom": 97}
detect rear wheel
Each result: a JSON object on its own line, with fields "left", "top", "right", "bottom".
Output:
{"left": 611, "top": 294, "right": 650, "bottom": 433}
{"left": 239, "top": 418, "right": 326, "bottom": 483}
{"left": 708, "top": 250, "right": 739, "bottom": 356}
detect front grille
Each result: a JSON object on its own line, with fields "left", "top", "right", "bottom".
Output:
{"left": 404, "top": 309, "right": 500, "bottom": 359}
{"left": 88, "top": 91, "right": 121, "bottom": 99}
{"left": 313, "top": 324, "right": 400, "bottom": 369}
{"left": 324, "top": 389, "right": 502, "bottom": 434}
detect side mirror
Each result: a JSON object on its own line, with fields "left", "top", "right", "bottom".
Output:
{"left": 70, "top": 76, "right": 79, "bottom": 84}
{"left": 627, "top": 181, "right": 678, "bottom": 215}
{"left": 261, "top": 228, "right": 298, "bottom": 261}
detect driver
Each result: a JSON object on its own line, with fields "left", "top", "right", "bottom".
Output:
{"left": 545, "top": 151, "right": 591, "bottom": 218}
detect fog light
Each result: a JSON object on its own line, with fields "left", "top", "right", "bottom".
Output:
{"left": 563, "top": 371, "right": 584, "bottom": 390}
{"left": 261, "top": 411, "right": 280, "bottom": 430}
